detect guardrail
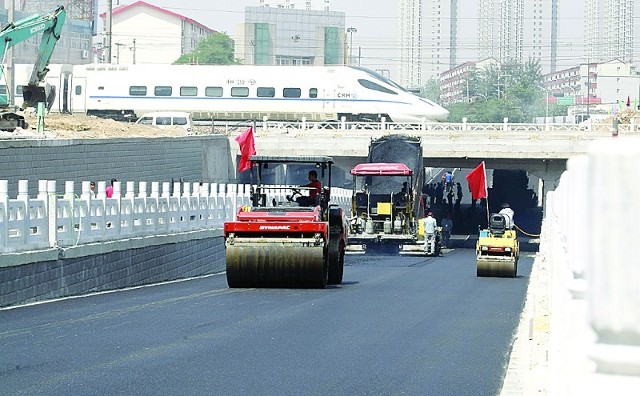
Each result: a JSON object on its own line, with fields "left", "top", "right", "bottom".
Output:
{"left": 0, "top": 180, "right": 351, "bottom": 254}
{"left": 205, "top": 117, "right": 640, "bottom": 136}
{"left": 540, "top": 137, "right": 640, "bottom": 392}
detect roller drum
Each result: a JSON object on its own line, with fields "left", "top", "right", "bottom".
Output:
{"left": 226, "top": 244, "right": 327, "bottom": 288}
{"left": 476, "top": 258, "right": 517, "bottom": 278}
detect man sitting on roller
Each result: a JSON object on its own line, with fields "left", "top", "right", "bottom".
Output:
{"left": 288, "top": 170, "right": 322, "bottom": 206}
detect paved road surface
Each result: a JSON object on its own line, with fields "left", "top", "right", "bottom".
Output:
{"left": 0, "top": 248, "right": 534, "bottom": 396}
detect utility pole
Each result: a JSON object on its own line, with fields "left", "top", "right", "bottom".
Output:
{"left": 6, "top": 0, "right": 14, "bottom": 108}
{"left": 586, "top": 61, "right": 591, "bottom": 120}
{"left": 347, "top": 27, "right": 357, "bottom": 66}
{"left": 105, "top": 0, "right": 113, "bottom": 63}
{"left": 132, "top": 38, "right": 136, "bottom": 64}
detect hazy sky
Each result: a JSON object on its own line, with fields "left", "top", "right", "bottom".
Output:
{"left": 100, "top": 0, "right": 586, "bottom": 79}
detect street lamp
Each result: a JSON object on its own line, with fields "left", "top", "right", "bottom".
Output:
{"left": 347, "top": 27, "right": 357, "bottom": 65}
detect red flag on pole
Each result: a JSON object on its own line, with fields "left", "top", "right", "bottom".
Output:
{"left": 235, "top": 126, "right": 256, "bottom": 172}
{"left": 627, "top": 95, "right": 631, "bottom": 107}
{"left": 466, "top": 161, "right": 487, "bottom": 200}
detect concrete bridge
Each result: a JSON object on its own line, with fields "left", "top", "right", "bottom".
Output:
{"left": 224, "top": 120, "right": 637, "bottom": 202}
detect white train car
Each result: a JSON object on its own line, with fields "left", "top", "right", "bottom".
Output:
{"left": 16, "top": 64, "right": 450, "bottom": 123}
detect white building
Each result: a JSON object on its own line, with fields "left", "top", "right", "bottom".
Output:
{"left": 398, "top": 0, "right": 422, "bottom": 89}
{"left": 478, "top": 0, "right": 558, "bottom": 73}
{"left": 103, "top": 1, "right": 215, "bottom": 64}
{"left": 235, "top": 3, "right": 345, "bottom": 66}
{"left": 423, "top": 0, "right": 457, "bottom": 81}
{"left": 585, "top": 0, "right": 640, "bottom": 64}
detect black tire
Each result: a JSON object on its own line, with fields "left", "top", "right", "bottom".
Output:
{"left": 327, "top": 238, "right": 344, "bottom": 285}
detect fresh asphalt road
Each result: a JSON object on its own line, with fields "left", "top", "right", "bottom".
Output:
{"left": 0, "top": 248, "right": 534, "bottom": 396}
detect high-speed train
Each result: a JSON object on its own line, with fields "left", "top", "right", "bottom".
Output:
{"left": 12, "top": 64, "right": 449, "bottom": 123}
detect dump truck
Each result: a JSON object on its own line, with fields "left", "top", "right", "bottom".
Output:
{"left": 0, "top": 6, "right": 66, "bottom": 130}
{"left": 224, "top": 155, "right": 347, "bottom": 288}
{"left": 476, "top": 213, "right": 519, "bottom": 277}
{"left": 347, "top": 162, "right": 418, "bottom": 253}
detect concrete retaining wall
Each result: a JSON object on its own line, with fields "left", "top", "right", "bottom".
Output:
{"left": 0, "top": 135, "right": 232, "bottom": 195}
{"left": 0, "top": 230, "right": 226, "bottom": 308}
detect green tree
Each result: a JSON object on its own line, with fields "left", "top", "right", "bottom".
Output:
{"left": 174, "top": 32, "right": 240, "bottom": 65}
{"left": 420, "top": 78, "right": 441, "bottom": 102}
{"left": 446, "top": 58, "right": 550, "bottom": 122}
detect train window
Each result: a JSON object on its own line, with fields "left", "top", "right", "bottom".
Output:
{"left": 130, "top": 86, "right": 147, "bottom": 96}
{"left": 309, "top": 88, "right": 318, "bottom": 98}
{"left": 283, "top": 88, "right": 301, "bottom": 98}
{"left": 358, "top": 79, "right": 397, "bottom": 95}
{"left": 180, "top": 86, "right": 198, "bottom": 96}
{"left": 16, "top": 85, "right": 23, "bottom": 95}
{"left": 205, "top": 87, "right": 223, "bottom": 97}
{"left": 154, "top": 86, "right": 172, "bottom": 96}
{"left": 257, "top": 87, "right": 275, "bottom": 98}
{"left": 74, "top": 85, "right": 82, "bottom": 95}
{"left": 231, "top": 87, "right": 249, "bottom": 97}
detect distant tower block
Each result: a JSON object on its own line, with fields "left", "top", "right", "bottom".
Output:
{"left": 324, "top": 0, "right": 330, "bottom": 11}
{"left": 399, "top": 0, "right": 422, "bottom": 88}
{"left": 22, "top": 0, "right": 94, "bottom": 21}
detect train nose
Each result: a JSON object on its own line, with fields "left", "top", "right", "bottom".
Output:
{"left": 434, "top": 106, "right": 450, "bottom": 122}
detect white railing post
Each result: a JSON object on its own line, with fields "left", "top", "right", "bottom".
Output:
{"left": 47, "top": 180, "right": 57, "bottom": 247}
{"left": 302, "top": 116, "right": 307, "bottom": 130}
{"left": 462, "top": 117, "right": 467, "bottom": 131}
{"left": 503, "top": 117, "right": 509, "bottom": 131}
{"left": 421, "top": 117, "right": 426, "bottom": 131}
{"left": 0, "top": 180, "right": 8, "bottom": 251}
{"left": 381, "top": 116, "right": 387, "bottom": 131}
{"left": 340, "top": 116, "right": 347, "bottom": 130}
{"left": 584, "top": 138, "right": 640, "bottom": 390}
{"left": 262, "top": 115, "right": 268, "bottom": 132}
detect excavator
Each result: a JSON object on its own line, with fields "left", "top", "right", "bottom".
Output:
{"left": 0, "top": 6, "right": 66, "bottom": 131}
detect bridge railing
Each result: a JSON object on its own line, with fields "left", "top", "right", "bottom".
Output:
{"left": 540, "top": 137, "right": 640, "bottom": 392}
{"left": 210, "top": 118, "right": 640, "bottom": 136}
{"left": 0, "top": 180, "right": 351, "bottom": 253}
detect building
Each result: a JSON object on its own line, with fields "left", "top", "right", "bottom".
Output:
{"left": 398, "top": 0, "right": 422, "bottom": 89}
{"left": 235, "top": 2, "right": 345, "bottom": 66}
{"left": 102, "top": 1, "right": 216, "bottom": 64}
{"left": 585, "top": 0, "right": 639, "bottom": 64}
{"left": 439, "top": 58, "right": 499, "bottom": 105}
{"left": 478, "top": 0, "right": 558, "bottom": 74}
{"left": 422, "top": 0, "right": 458, "bottom": 82}
{"left": 0, "top": 3, "right": 92, "bottom": 65}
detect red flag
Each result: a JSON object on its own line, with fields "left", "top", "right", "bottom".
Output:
{"left": 627, "top": 95, "right": 631, "bottom": 107}
{"left": 466, "top": 161, "right": 487, "bottom": 200}
{"left": 235, "top": 127, "right": 256, "bottom": 172}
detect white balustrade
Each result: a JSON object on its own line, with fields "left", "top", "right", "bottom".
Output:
{"left": 0, "top": 181, "right": 357, "bottom": 253}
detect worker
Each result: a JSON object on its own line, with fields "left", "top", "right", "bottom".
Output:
{"left": 288, "top": 170, "right": 322, "bottom": 206}
{"left": 423, "top": 211, "right": 438, "bottom": 253}
{"left": 499, "top": 202, "right": 515, "bottom": 229}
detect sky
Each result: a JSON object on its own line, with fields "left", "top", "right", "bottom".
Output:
{"left": 98, "top": 0, "right": 585, "bottom": 80}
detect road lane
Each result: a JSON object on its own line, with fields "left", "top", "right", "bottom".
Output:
{"left": 0, "top": 248, "right": 534, "bottom": 396}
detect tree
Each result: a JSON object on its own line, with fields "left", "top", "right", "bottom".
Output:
{"left": 174, "top": 32, "right": 240, "bottom": 65}
{"left": 445, "top": 58, "right": 549, "bottom": 122}
{"left": 420, "top": 78, "right": 441, "bottom": 103}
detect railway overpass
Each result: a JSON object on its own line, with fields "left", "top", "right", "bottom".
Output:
{"left": 224, "top": 120, "right": 636, "bottom": 202}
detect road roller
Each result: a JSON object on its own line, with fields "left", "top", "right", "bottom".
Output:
{"left": 224, "top": 155, "right": 347, "bottom": 288}
{"left": 476, "top": 213, "right": 519, "bottom": 277}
